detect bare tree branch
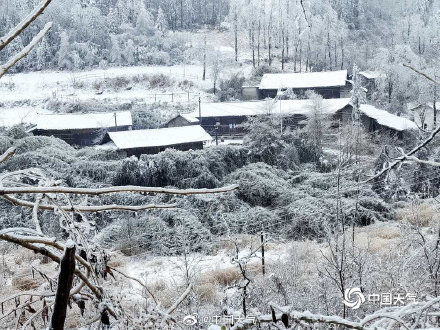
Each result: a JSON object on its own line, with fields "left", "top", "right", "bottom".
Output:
{"left": 3, "top": 193, "right": 178, "bottom": 212}
{"left": 0, "top": 147, "right": 17, "bottom": 164}
{"left": 0, "top": 0, "right": 52, "bottom": 52}
{"left": 403, "top": 64, "right": 440, "bottom": 87}
{"left": 166, "top": 284, "right": 192, "bottom": 315}
{"left": 0, "top": 184, "right": 239, "bottom": 196}
{"left": 365, "top": 124, "right": 440, "bottom": 182}
{"left": 0, "top": 22, "right": 52, "bottom": 79}
{"left": 109, "top": 267, "right": 158, "bottom": 304}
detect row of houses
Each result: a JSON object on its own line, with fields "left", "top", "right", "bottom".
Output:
{"left": 29, "top": 100, "right": 417, "bottom": 157}
{"left": 27, "top": 70, "right": 420, "bottom": 156}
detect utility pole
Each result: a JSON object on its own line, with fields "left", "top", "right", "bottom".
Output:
{"left": 198, "top": 96, "right": 202, "bottom": 119}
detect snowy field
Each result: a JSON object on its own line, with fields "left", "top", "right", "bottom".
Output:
{"left": 0, "top": 64, "right": 207, "bottom": 104}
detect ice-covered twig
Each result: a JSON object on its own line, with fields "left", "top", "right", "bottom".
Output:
{"left": 0, "top": 0, "right": 52, "bottom": 51}
{"left": 0, "top": 22, "right": 53, "bottom": 79}
{"left": 0, "top": 184, "right": 239, "bottom": 196}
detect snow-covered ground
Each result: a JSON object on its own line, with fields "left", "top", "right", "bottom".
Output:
{"left": 0, "top": 64, "right": 210, "bottom": 105}
{"left": 124, "top": 243, "right": 290, "bottom": 288}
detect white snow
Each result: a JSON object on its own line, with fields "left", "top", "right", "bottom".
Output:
{"left": 107, "top": 125, "right": 213, "bottom": 150}
{"left": 360, "top": 104, "right": 418, "bottom": 131}
{"left": 0, "top": 106, "right": 51, "bottom": 127}
{"left": 190, "top": 98, "right": 351, "bottom": 118}
{"left": 0, "top": 64, "right": 206, "bottom": 104}
{"left": 259, "top": 70, "right": 348, "bottom": 90}
{"left": 34, "top": 111, "right": 132, "bottom": 130}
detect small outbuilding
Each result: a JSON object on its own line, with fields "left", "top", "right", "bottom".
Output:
{"left": 104, "top": 125, "right": 213, "bottom": 156}
{"left": 163, "top": 114, "right": 200, "bottom": 128}
{"left": 31, "top": 111, "right": 133, "bottom": 146}
{"left": 258, "top": 70, "right": 350, "bottom": 99}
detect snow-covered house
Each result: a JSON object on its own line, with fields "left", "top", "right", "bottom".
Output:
{"left": 190, "top": 98, "right": 352, "bottom": 136}
{"left": 103, "top": 125, "right": 213, "bottom": 156}
{"left": 336, "top": 104, "right": 418, "bottom": 138}
{"left": 31, "top": 111, "right": 133, "bottom": 146}
{"left": 408, "top": 102, "right": 440, "bottom": 131}
{"left": 258, "top": 70, "right": 350, "bottom": 99}
{"left": 163, "top": 114, "right": 200, "bottom": 128}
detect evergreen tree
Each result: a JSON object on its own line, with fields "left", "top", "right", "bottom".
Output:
{"left": 155, "top": 7, "right": 168, "bottom": 34}
{"left": 110, "top": 34, "right": 122, "bottom": 64}
{"left": 57, "top": 31, "right": 71, "bottom": 69}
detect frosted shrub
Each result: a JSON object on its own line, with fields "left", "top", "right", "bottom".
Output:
{"left": 224, "top": 163, "right": 290, "bottom": 207}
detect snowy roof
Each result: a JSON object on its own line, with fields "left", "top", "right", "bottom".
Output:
{"left": 107, "top": 125, "right": 213, "bottom": 150}
{"left": 359, "top": 71, "right": 385, "bottom": 80}
{"left": 35, "top": 111, "right": 132, "bottom": 131}
{"left": 360, "top": 105, "right": 418, "bottom": 131}
{"left": 259, "top": 70, "right": 348, "bottom": 90}
{"left": 189, "top": 98, "right": 351, "bottom": 118}
{"left": 180, "top": 114, "right": 200, "bottom": 123}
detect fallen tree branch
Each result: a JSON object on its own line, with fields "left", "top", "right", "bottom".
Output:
{"left": 0, "top": 0, "right": 52, "bottom": 51}
{"left": 0, "top": 22, "right": 52, "bottom": 79}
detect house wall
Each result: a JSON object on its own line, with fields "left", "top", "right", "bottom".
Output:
{"left": 199, "top": 116, "right": 248, "bottom": 136}
{"left": 199, "top": 113, "right": 313, "bottom": 137}
{"left": 34, "top": 125, "right": 132, "bottom": 146}
{"left": 259, "top": 86, "right": 346, "bottom": 99}
{"left": 122, "top": 141, "right": 205, "bottom": 156}
{"left": 242, "top": 86, "right": 260, "bottom": 100}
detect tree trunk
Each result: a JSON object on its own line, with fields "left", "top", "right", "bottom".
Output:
{"left": 202, "top": 35, "right": 206, "bottom": 81}
{"left": 50, "top": 243, "right": 76, "bottom": 330}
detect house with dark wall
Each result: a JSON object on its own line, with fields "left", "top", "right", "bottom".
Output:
{"left": 103, "top": 125, "right": 213, "bottom": 156}
{"left": 335, "top": 104, "right": 418, "bottom": 139}
{"left": 31, "top": 111, "right": 133, "bottom": 146}
{"left": 188, "top": 98, "right": 352, "bottom": 136}
{"left": 258, "top": 70, "right": 351, "bottom": 99}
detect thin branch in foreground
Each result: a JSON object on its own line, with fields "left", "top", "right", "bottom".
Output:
{"left": 0, "top": 147, "right": 17, "bottom": 164}
{"left": 0, "top": 22, "right": 52, "bottom": 79}
{"left": 0, "top": 0, "right": 52, "bottom": 51}
{"left": 3, "top": 193, "right": 178, "bottom": 212}
{"left": 403, "top": 63, "right": 440, "bottom": 87}
{"left": 0, "top": 184, "right": 239, "bottom": 196}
